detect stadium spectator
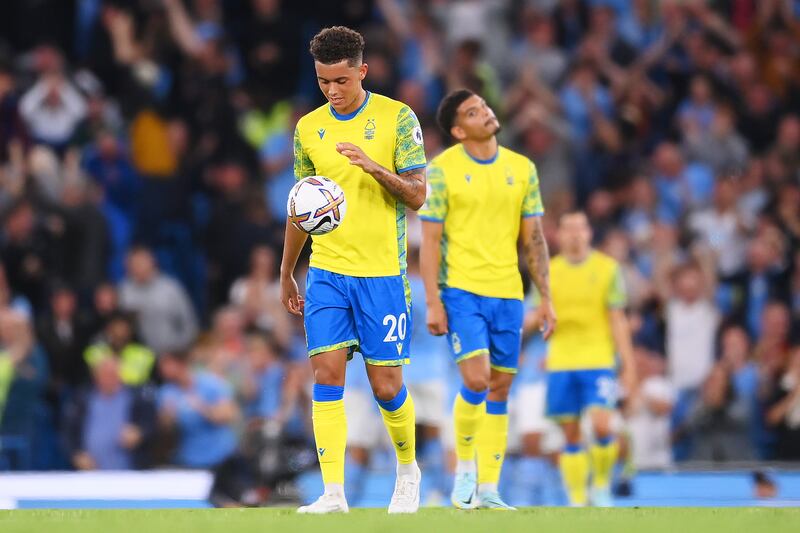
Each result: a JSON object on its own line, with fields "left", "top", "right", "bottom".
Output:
{"left": 661, "top": 260, "right": 719, "bottom": 393}
{"left": 63, "top": 355, "right": 157, "bottom": 470}
{"left": 0, "top": 309, "right": 48, "bottom": 469}
{"left": 205, "top": 306, "right": 248, "bottom": 386}
{"left": 727, "top": 235, "right": 791, "bottom": 339}
{"left": 765, "top": 347, "right": 800, "bottom": 461}
{"left": 18, "top": 47, "right": 87, "bottom": 152}
{"left": 651, "top": 142, "right": 714, "bottom": 224}
{"left": 36, "top": 285, "right": 92, "bottom": 397}
{"left": 683, "top": 105, "right": 749, "bottom": 174}
{"left": 87, "top": 282, "right": 120, "bottom": 338}
{"left": 119, "top": 246, "right": 198, "bottom": 354}
{"left": 84, "top": 311, "right": 155, "bottom": 387}
{"left": 239, "top": 333, "right": 285, "bottom": 424}
{"left": 513, "top": 10, "right": 568, "bottom": 89}
{"left": 0, "top": 199, "right": 52, "bottom": 309}
{"left": 684, "top": 325, "right": 760, "bottom": 461}
{"left": 157, "top": 350, "right": 239, "bottom": 469}
{"left": 626, "top": 347, "right": 674, "bottom": 470}
{"left": 687, "top": 177, "right": 750, "bottom": 277}
{"left": 229, "top": 246, "right": 290, "bottom": 347}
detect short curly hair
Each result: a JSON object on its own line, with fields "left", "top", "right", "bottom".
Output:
{"left": 309, "top": 26, "right": 365, "bottom": 66}
{"left": 436, "top": 89, "right": 475, "bottom": 137}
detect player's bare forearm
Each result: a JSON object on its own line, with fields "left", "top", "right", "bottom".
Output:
{"left": 369, "top": 167, "right": 426, "bottom": 210}
{"left": 610, "top": 309, "right": 636, "bottom": 385}
{"left": 421, "top": 220, "right": 448, "bottom": 335}
{"left": 420, "top": 221, "right": 444, "bottom": 304}
{"left": 280, "top": 221, "right": 309, "bottom": 278}
{"left": 522, "top": 216, "right": 551, "bottom": 301}
{"left": 335, "top": 142, "right": 426, "bottom": 210}
{"left": 280, "top": 220, "right": 308, "bottom": 316}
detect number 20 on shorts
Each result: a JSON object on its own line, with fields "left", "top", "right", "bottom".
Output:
{"left": 383, "top": 313, "right": 407, "bottom": 343}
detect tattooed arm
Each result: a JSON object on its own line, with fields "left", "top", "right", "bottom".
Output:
{"left": 521, "top": 215, "right": 557, "bottom": 339}
{"left": 335, "top": 142, "right": 426, "bottom": 209}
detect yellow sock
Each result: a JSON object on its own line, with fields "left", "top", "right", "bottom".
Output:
{"left": 560, "top": 446, "right": 590, "bottom": 506}
{"left": 453, "top": 386, "right": 488, "bottom": 462}
{"left": 477, "top": 401, "right": 509, "bottom": 486}
{"left": 377, "top": 384, "right": 416, "bottom": 465}
{"left": 312, "top": 384, "right": 347, "bottom": 485}
{"left": 590, "top": 438, "right": 619, "bottom": 490}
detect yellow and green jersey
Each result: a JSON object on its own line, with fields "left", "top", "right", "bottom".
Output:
{"left": 547, "top": 251, "right": 627, "bottom": 371}
{"left": 294, "top": 91, "right": 426, "bottom": 277}
{"left": 419, "top": 144, "right": 544, "bottom": 300}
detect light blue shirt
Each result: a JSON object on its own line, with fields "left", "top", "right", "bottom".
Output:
{"left": 84, "top": 388, "right": 133, "bottom": 470}
{"left": 245, "top": 364, "right": 284, "bottom": 419}
{"left": 158, "top": 371, "right": 237, "bottom": 468}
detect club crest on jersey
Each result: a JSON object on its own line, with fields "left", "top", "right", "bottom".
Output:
{"left": 364, "top": 118, "right": 376, "bottom": 140}
{"left": 317, "top": 128, "right": 326, "bottom": 139}
{"left": 505, "top": 167, "right": 514, "bottom": 185}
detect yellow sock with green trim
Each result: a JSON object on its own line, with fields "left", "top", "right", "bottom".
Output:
{"left": 377, "top": 384, "right": 416, "bottom": 465}
{"left": 560, "top": 444, "right": 590, "bottom": 506}
{"left": 590, "top": 436, "right": 619, "bottom": 490}
{"left": 312, "top": 384, "right": 347, "bottom": 486}
{"left": 476, "top": 400, "right": 509, "bottom": 486}
{"left": 453, "top": 385, "right": 488, "bottom": 462}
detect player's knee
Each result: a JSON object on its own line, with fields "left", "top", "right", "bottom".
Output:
{"left": 371, "top": 380, "right": 402, "bottom": 402}
{"left": 462, "top": 373, "right": 489, "bottom": 393}
{"left": 488, "top": 381, "right": 511, "bottom": 401}
{"left": 593, "top": 420, "right": 613, "bottom": 440}
{"left": 591, "top": 409, "right": 614, "bottom": 439}
{"left": 561, "top": 421, "right": 581, "bottom": 445}
{"left": 313, "top": 366, "right": 344, "bottom": 386}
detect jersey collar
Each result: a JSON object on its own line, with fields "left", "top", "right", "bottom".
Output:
{"left": 462, "top": 145, "right": 499, "bottom": 165}
{"left": 329, "top": 91, "right": 371, "bottom": 121}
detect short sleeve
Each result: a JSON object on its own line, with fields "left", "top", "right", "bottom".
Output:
{"left": 607, "top": 264, "right": 628, "bottom": 309}
{"left": 394, "top": 106, "right": 427, "bottom": 174}
{"left": 293, "top": 124, "right": 316, "bottom": 180}
{"left": 418, "top": 162, "right": 447, "bottom": 222}
{"left": 522, "top": 160, "right": 544, "bottom": 217}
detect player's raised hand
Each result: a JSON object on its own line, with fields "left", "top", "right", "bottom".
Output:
{"left": 336, "top": 142, "right": 380, "bottom": 174}
{"left": 426, "top": 300, "right": 448, "bottom": 336}
{"left": 280, "top": 274, "right": 304, "bottom": 316}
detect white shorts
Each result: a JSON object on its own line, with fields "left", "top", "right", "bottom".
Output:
{"left": 511, "top": 382, "right": 565, "bottom": 455}
{"left": 344, "top": 389, "right": 388, "bottom": 449}
{"left": 407, "top": 381, "right": 446, "bottom": 427}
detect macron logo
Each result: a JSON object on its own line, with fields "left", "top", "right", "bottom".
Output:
{"left": 318, "top": 447, "right": 326, "bottom": 457}
{"left": 318, "top": 128, "right": 326, "bottom": 139}
{"left": 396, "top": 441, "right": 407, "bottom": 449}
{"left": 396, "top": 342, "right": 403, "bottom": 355}
{"left": 464, "top": 436, "right": 473, "bottom": 442}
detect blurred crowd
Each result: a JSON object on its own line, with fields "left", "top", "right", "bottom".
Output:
{"left": 0, "top": 0, "right": 799, "bottom": 503}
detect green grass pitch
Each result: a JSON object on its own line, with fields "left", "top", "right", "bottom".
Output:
{"left": 1, "top": 508, "right": 798, "bottom": 533}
